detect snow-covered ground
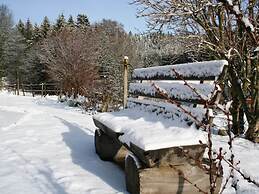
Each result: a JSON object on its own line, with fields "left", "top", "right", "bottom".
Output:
{"left": 0, "top": 91, "right": 258, "bottom": 194}
{"left": 0, "top": 91, "right": 126, "bottom": 194}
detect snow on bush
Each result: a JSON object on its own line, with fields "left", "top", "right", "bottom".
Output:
{"left": 58, "top": 95, "right": 88, "bottom": 107}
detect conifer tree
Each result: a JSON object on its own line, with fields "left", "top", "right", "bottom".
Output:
{"left": 54, "top": 14, "right": 66, "bottom": 32}
{"left": 32, "top": 24, "right": 42, "bottom": 43}
{"left": 76, "top": 14, "right": 89, "bottom": 28}
{"left": 3, "top": 28, "right": 27, "bottom": 86}
{"left": 0, "top": 4, "right": 13, "bottom": 80}
{"left": 40, "top": 16, "right": 51, "bottom": 38}
{"left": 17, "top": 19, "right": 25, "bottom": 36}
{"left": 67, "top": 15, "right": 75, "bottom": 28}
{"left": 24, "top": 19, "right": 33, "bottom": 42}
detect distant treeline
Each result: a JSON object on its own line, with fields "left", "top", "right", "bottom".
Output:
{"left": 0, "top": 4, "right": 213, "bottom": 106}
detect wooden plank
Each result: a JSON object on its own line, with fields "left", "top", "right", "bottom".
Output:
{"left": 132, "top": 60, "right": 228, "bottom": 81}
{"left": 127, "top": 97, "right": 207, "bottom": 125}
{"left": 93, "top": 118, "right": 123, "bottom": 139}
{"left": 130, "top": 143, "right": 206, "bottom": 168}
{"left": 129, "top": 82, "right": 215, "bottom": 104}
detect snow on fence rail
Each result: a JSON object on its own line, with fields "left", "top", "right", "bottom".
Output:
{"left": 132, "top": 60, "right": 228, "bottom": 80}
{"left": 127, "top": 97, "right": 207, "bottom": 123}
{"left": 129, "top": 82, "right": 215, "bottom": 103}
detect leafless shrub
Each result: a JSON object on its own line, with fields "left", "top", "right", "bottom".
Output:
{"left": 39, "top": 26, "right": 100, "bottom": 98}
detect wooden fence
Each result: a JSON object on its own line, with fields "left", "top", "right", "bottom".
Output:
{"left": 2, "top": 83, "right": 61, "bottom": 97}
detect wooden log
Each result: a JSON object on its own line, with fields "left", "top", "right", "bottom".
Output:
{"left": 113, "top": 145, "right": 129, "bottom": 167}
{"left": 94, "top": 129, "right": 121, "bottom": 161}
{"left": 130, "top": 143, "right": 206, "bottom": 168}
{"left": 125, "top": 155, "right": 223, "bottom": 194}
{"left": 94, "top": 129, "right": 129, "bottom": 166}
{"left": 125, "top": 154, "right": 140, "bottom": 194}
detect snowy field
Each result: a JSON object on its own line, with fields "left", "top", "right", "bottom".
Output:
{"left": 0, "top": 91, "right": 258, "bottom": 194}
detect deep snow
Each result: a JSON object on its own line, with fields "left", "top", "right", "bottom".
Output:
{"left": 0, "top": 91, "right": 258, "bottom": 194}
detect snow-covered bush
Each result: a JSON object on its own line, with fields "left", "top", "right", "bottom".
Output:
{"left": 58, "top": 94, "right": 88, "bottom": 107}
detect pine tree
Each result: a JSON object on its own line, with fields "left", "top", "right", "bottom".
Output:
{"left": 40, "top": 16, "right": 51, "bottom": 38}
{"left": 76, "top": 14, "right": 89, "bottom": 28}
{"left": 3, "top": 28, "right": 27, "bottom": 86}
{"left": 54, "top": 14, "right": 66, "bottom": 32}
{"left": 24, "top": 19, "right": 33, "bottom": 41}
{"left": 0, "top": 4, "right": 13, "bottom": 79}
{"left": 25, "top": 46, "right": 49, "bottom": 84}
{"left": 17, "top": 19, "right": 25, "bottom": 36}
{"left": 67, "top": 15, "right": 75, "bottom": 28}
{"left": 32, "top": 24, "right": 42, "bottom": 43}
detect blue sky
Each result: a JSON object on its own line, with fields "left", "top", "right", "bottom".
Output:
{"left": 0, "top": 0, "right": 148, "bottom": 33}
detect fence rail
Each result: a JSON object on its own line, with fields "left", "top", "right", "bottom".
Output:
{"left": 2, "top": 83, "right": 61, "bottom": 97}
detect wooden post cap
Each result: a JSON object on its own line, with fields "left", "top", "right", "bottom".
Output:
{"left": 123, "top": 56, "right": 129, "bottom": 65}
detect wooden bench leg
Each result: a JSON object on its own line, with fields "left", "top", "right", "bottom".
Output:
{"left": 125, "top": 154, "right": 140, "bottom": 194}
{"left": 94, "top": 129, "right": 124, "bottom": 161}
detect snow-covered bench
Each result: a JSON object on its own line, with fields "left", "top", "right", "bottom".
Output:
{"left": 93, "top": 60, "right": 228, "bottom": 194}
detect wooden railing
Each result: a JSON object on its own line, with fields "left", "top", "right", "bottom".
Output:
{"left": 2, "top": 83, "right": 61, "bottom": 97}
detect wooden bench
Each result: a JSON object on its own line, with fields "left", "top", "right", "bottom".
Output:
{"left": 93, "top": 60, "right": 228, "bottom": 194}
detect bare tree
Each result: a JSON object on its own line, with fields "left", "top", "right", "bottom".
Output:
{"left": 133, "top": 0, "right": 259, "bottom": 141}
{"left": 39, "top": 26, "right": 100, "bottom": 98}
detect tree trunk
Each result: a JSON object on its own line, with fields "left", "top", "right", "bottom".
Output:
{"left": 101, "top": 94, "right": 111, "bottom": 112}
{"left": 246, "top": 118, "right": 259, "bottom": 141}
{"left": 245, "top": 73, "right": 259, "bottom": 141}
{"left": 231, "top": 95, "right": 241, "bottom": 135}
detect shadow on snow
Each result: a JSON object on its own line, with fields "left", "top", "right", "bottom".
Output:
{"left": 58, "top": 117, "right": 126, "bottom": 192}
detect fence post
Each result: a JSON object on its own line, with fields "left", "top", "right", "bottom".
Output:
{"left": 59, "top": 83, "right": 62, "bottom": 99}
{"left": 14, "top": 84, "right": 16, "bottom": 95}
{"left": 17, "top": 77, "right": 20, "bottom": 96}
{"left": 123, "top": 56, "right": 129, "bottom": 109}
{"left": 22, "top": 84, "right": 25, "bottom": 96}
{"left": 41, "top": 83, "right": 44, "bottom": 97}
{"left": 30, "top": 84, "right": 34, "bottom": 97}
{"left": 44, "top": 83, "right": 46, "bottom": 96}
